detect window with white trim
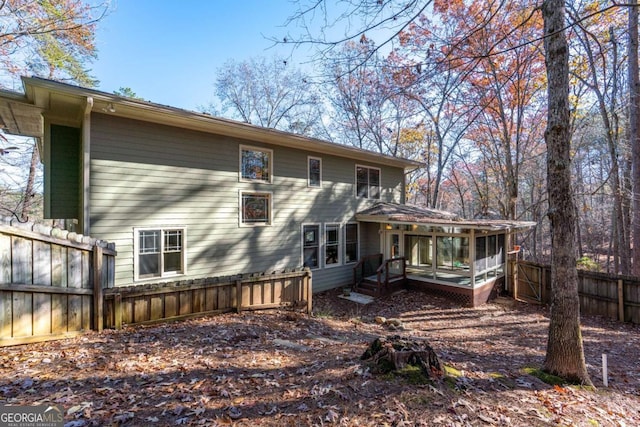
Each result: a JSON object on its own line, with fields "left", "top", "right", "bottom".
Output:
{"left": 240, "top": 145, "right": 272, "bottom": 183}
{"left": 135, "top": 227, "right": 186, "bottom": 280}
{"left": 356, "top": 165, "right": 380, "bottom": 199}
{"left": 324, "top": 223, "right": 341, "bottom": 266}
{"left": 302, "top": 224, "right": 320, "bottom": 269}
{"left": 344, "top": 223, "right": 359, "bottom": 263}
{"left": 240, "top": 192, "right": 272, "bottom": 226}
{"left": 308, "top": 156, "right": 322, "bottom": 187}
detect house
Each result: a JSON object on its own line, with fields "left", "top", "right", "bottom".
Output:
{"left": 0, "top": 77, "right": 534, "bottom": 306}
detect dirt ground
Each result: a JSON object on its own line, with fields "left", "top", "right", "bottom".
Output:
{"left": 1, "top": 289, "right": 639, "bottom": 426}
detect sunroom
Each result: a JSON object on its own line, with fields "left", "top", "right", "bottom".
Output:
{"left": 354, "top": 202, "right": 535, "bottom": 306}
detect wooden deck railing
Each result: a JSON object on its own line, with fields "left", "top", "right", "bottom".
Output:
{"left": 353, "top": 253, "right": 383, "bottom": 291}
{"left": 375, "top": 256, "right": 407, "bottom": 295}
{"left": 353, "top": 255, "right": 406, "bottom": 296}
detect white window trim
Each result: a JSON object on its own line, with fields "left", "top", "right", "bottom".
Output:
{"left": 355, "top": 164, "right": 381, "bottom": 199}
{"left": 324, "top": 223, "right": 342, "bottom": 268}
{"left": 301, "top": 223, "right": 321, "bottom": 270}
{"left": 239, "top": 190, "right": 273, "bottom": 227}
{"left": 239, "top": 144, "right": 273, "bottom": 183}
{"left": 133, "top": 226, "right": 187, "bottom": 282}
{"left": 307, "top": 156, "right": 322, "bottom": 188}
{"left": 344, "top": 222, "right": 359, "bottom": 264}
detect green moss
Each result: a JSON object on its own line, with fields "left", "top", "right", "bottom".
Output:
{"left": 522, "top": 366, "right": 565, "bottom": 385}
{"left": 397, "top": 365, "right": 432, "bottom": 385}
{"left": 442, "top": 364, "right": 463, "bottom": 390}
{"left": 443, "top": 364, "right": 463, "bottom": 377}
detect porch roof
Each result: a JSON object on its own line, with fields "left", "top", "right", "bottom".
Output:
{"left": 356, "top": 202, "right": 536, "bottom": 231}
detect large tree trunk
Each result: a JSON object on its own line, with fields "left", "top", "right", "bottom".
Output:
{"left": 629, "top": 0, "right": 640, "bottom": 275}
{"left": 541, "top": 0, "right": 592, "bottom": 385}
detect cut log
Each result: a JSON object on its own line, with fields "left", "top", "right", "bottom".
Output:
{"left": 361, "top": 335, "right": 442, "bottom": 378}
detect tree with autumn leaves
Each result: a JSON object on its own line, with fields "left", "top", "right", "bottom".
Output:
{"left": 0, "top": 0, "right": 107, "bottom": 220}
{"left": 285, "top": 0, "right": 616, "bottom": 385}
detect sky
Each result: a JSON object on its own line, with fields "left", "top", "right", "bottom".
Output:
{"left": 92, "top": 1, "right": 308, "bottom": 111}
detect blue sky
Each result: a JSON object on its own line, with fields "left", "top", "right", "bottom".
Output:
{"left": 92, "top": 1, "right": 305, "bottom": 111}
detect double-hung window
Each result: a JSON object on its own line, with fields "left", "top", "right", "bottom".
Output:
{"left": 308, "top": 156, "right": 322, "bottom": 187}
{"left": 135, "top": 227, "right": 186, "bottom": 280}
{"left": 302, "top": 224, "right": 320, "bottom": 269}
{"left": 356, "top": 165, "right": 380, "bottom": 199}
{"left": 240, "top": 145, "right": 272, "bottom": 183}
{"left": 324, "top": 223, "right": 341, "bottom": 266}
{"left": 344, "top": 223, "right": 359, "bottom": 263}
{"left": 240, "top": 192, "right": 272, "bottom": 226}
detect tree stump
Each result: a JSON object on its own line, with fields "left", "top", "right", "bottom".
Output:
{"left": 361, "top": 335, "right": 442, "bottom": 378}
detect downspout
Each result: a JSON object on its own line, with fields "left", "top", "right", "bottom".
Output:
{"left": 82, "top": 97, "right": 93, "bottom": 236}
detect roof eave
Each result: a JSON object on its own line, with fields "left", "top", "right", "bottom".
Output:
{"left": 355, "top": 213, "right": 536, "bottom": 231}
{"left": 21, "top": 77, "right": 421, "bottom": 170}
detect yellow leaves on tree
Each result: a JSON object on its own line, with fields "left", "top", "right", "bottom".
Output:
{"left": 0, "top": 0, "right": 106, "bottom": 86}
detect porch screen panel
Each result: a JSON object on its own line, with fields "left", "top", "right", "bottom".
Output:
{"left": 475, "top": 236, "right": 487, "bottom": 272}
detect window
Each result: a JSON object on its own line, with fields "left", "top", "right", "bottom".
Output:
{"left": 240, "top": 192, "right": 272, "bottom": 226}
{"left": 302, "top": 224, "right": 320, "bottom": 269}
{"left": 356, "top": 165, "right": 380, "bottom": 199}
{"left": 308, "top": 156, "right": 322, "bottom": 187}
{"left": 325, "top": 224, "right": 341, "bottom": 266}
{"left": 344, "top": 223, "right": 359, "bottom": 263}
{"left": 240, "top": 145, "right": 272, "bottom": 183}
{"left": 135, "top": 227, "right": 186, "bottom": 280}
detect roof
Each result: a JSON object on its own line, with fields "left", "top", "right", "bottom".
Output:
{"left": 356, "top": 202, "right": 536, "bottom": 231}
{"left": 0, "top": 77, "right": 422, "bottom": 172}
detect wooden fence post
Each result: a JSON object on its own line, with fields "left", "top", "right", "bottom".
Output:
{"left": 306, "top": 270, "right": 312, "bottom": 315}
{"left": 114, "top": 293, "right": 122, "bottom": 330}
{"left": 618, "top": 279, "right": 624, "bottom": 322}
{"left": 236, "top": 279, "right": 242, "bottom": 313}
{"left": 93, "top": 245, "right": 104, "bottom": 332}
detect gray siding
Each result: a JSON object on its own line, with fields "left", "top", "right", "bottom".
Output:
{"left": 88, "top": 113, "right": 403, "bottom": 290}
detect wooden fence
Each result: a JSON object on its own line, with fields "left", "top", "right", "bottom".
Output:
{"left": 513, "top": 260, "right": 640, "bottom": 324}
{"left": 103, "top": 269, "right": 312, "bottom": 329}
{"left": 0, "top": 219, "right": 116, "bottom": 346}
{"left": 0, "top": 219, "right": 313, "bottom": 346}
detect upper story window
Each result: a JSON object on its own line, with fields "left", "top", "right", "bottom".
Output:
{"left": 240, "top": 191, "right": 272, "bottom": 226}
{"left": 135, "top": 227, "right": 186, "bottom": 280}
{"left": 308, "top": 156, "right": 322, "bottom": 187}
{"left": 240, "top": 145, "right": 272, "bottom": 183}
{"left": 356, "top": 165, "right": 380, "bottom": 199}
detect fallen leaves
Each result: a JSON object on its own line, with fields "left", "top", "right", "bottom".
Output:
{"left": 0, "top": 290, "right": 638, "bottom": 426}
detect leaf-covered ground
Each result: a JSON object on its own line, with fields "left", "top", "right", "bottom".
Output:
{"left": 1, "top": 289, "right": 639, "bottom": 426}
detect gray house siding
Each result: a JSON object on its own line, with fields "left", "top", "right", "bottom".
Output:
{"left": 88, "top": 113, "right": 405, "bottom": 290}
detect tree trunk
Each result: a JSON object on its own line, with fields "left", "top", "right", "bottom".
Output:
{"left": 541, "top": 0, "right": 592, "bottom": 385}
{"left": 19, "top": 142, "right": 39, "bottom": 221}
{"left": 629, "top": 0, "right": 640, "bottom": 275}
